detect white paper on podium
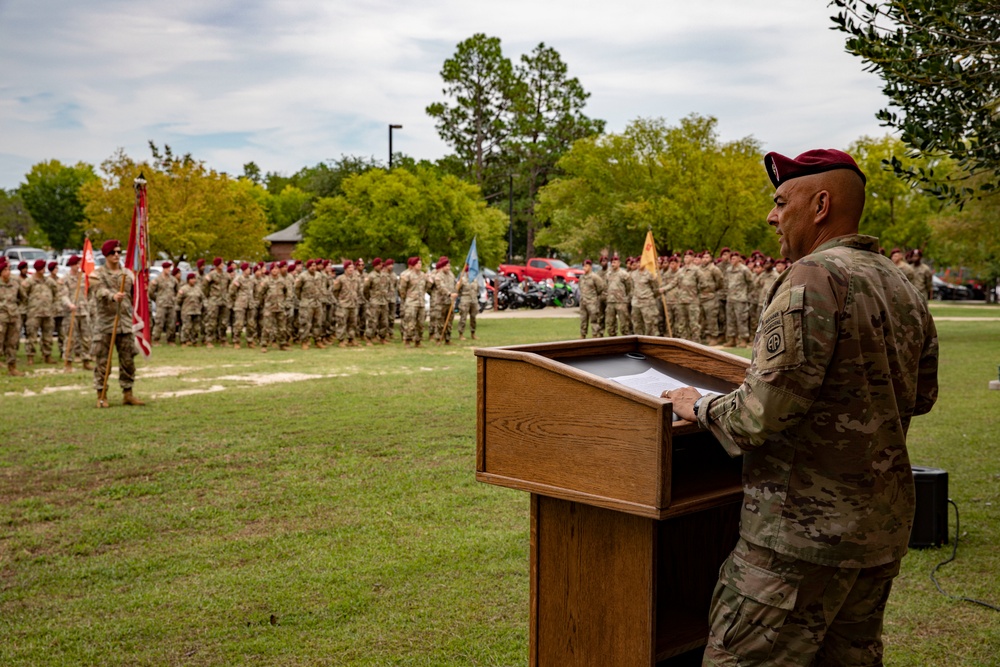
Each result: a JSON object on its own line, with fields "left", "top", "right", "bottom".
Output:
{"left": 611, "top": 367, "right": 714, "bottom": 399}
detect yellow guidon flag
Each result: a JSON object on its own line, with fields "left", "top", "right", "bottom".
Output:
{"left": 640, "top": 230, "right": 673, "bottom": 336}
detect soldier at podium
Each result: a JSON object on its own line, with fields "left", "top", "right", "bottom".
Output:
{"left": 665, "top": 149, "right": 938, "bottom": 666}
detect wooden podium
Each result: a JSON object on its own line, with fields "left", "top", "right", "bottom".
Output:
{"left": 475, "top": 336, "right": 750, "bottom": 666}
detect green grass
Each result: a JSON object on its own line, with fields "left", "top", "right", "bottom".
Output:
{"left": 1, "top": 316, "right": 998, "bottom": 666}
{"left": 928, "top": 302, "right": 1000, "bottom": 318}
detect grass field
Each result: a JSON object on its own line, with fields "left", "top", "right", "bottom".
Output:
{"left": 1, "top": 310, "right": 998, "bottom": 666}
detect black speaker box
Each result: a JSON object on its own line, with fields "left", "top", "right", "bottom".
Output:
{"left": 909, "top": 466, "right": 949, "bottom": 548}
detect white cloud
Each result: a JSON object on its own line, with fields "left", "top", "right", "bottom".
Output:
{"left": 0, "top": 0, "right": 889, "bottom": 189}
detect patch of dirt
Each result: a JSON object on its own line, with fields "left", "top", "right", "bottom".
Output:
{"left": 151, "top": 385, "right": 227, "bottom": 399}
{"left": 216, "top": 373, "right": 325, "bottom": 385}
{"left": 138, "top": 366, "right": 198, "bottom": 378}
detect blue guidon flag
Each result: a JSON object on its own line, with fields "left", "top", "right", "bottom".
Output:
{"left": 463, "top": 236, "right": 480, "bottom": 283}
{"left": 126, "top": 173, "right": 152, "bottom": 358}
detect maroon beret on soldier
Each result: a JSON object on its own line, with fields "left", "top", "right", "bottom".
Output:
{"left": 187, "top": 272, "right": 197, "bottom": 281}
{"left": 67, "top": 255, "right": 81, "bottom": 267}
{"left": 101, "top": 239, "right": 120, "bottom": 256}
{"left": 213, "top": 256, "right": 223, "bottom": 267}
{"left": 277, "top": 260, "right": 287, "bottom": 268}
{"left": 584, "top": 258, "right": 593, "bottom": 266}
{"left": 372, "top": 257, "right": 382, "bottom": 267}
{"left": 172, "top": 267, "right": 181, "bottom": 276}
{"left": 162, "top": 261, "right": 172, "bottom": 269}
{"left": 407, "top": 257, "right": 419, "bottom": 267}
{"left": 47, "top": 261, "right": 58, "bottom": 271}
{"left": 196, "top": 258, "right": 205, "bottom": 268}
{"left": 764, "top": 148, "right": 867, "bottom": 188}
{"left": 240, "top": 262, "right": 249, "bottom": 271}
{"left": 384, "top": 258, "right": 394, "bottom": 266}
{"left": 18, "top": 261, "right": 28, "bottom": 270}
{"left": 0, "top": 258, "right": 8, "bottom": 272}
{"left": 33, "top": 259, "right": 46, "bottom": 272}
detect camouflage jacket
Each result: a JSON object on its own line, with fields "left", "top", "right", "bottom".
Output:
{"left": 397, "top": 268, "right": 427, "bottom": 306}
{"left": 259, "top": 275, "right": 289, "bottom": 314}
{"left": 725, "top": 263, "right": 754, "bottom": 302}
{"left": 427, "top": 268, "right": 456, "bottom": 307}
{"left": 230, "top": 271, "right": 256, "bottom": 310}
{"left": 363, "top": 270, "right": 390, "bottom": 306}
{"left": 577, "top": 272, "right": 605, "bottom": 304}
{"left": 91, "top": 265, "right": 135, "bottom": 334}
{"left": 603, "top": 268, "right": 631, "bottom": 304}
{"left": 60, "top": 271, "right": 90, "bottom": 317}
{"left": 631, "top": 268, "right": 659, "bottom": 304}
{"left": 0, "top": 274, "right": 24, "bottom": 322}
{"left": 756, "top": 269, "right": 778, "bottom": 306}
{"left": 697, "top": 235, "right": 939, "bottom": 568}
{"left": 203, "top": 269, "right": 229, "bottom": 305}
{"left": 697, "top": 264, "right": 723, "bottom": 300}
{"left": 25, "top": 274, "right": 59, "bottom": 318}
{"left": 177, "top": 283, "right": 205, "bottom": 316}
{"left": 332, "top": 273, "right": 361, "bottom": 308}
{"left": 674, "top": 265, "right": 702, "bottom": 304}
{"left": 295, "top": 270, "right": 325, "bottom": 307}
{"left": 913, "top": 262, "right": 933, "bottom": 301}
{"left": 148, "top": 273, "right": 177, "bottom": 306}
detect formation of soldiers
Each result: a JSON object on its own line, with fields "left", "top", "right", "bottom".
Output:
{"left": 147, "top": 254, "right": 477, "bottom": 352}
{"left": 576, "top": 245, "right": 935, "bottom": 346}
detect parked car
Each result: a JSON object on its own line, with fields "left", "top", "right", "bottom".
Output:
{"left": 2, "top": 246, "right": 49, "bottom": 265}
{"left": 932, "top": 275, "right": 972, "bottom": 300}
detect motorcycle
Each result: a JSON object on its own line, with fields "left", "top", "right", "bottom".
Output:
{"left": 522, "top": 278, "right": 553, "bottom": 309}
{"left": 550, "top": 276, "right": 577, "bottom": 308}
{"left": 496, "top": 277, "right": 529, "bottom": 310}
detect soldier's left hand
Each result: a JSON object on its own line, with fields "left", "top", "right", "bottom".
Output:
{"left": 662, "top": 386, "right": 701, "bottom": 422}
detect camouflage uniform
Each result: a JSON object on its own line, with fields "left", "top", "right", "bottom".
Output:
{"left": 295, "top": 268, "right": 325, "bottom": 345}
{"left": 603, "top": 267, "right": 632, "bottom": 336}
{"left": 698, "top": 261, "right": 725, "bottom": 341}
{"left": 724, "top": 261, "right": 754, "bottom": 345}
{"left": 427, "top": 267, "right": 457, "bottom": 343}
{"left": 0, "top": 271, "right": 25, "bottom": 368}
{"left": 386, "top": 266, "right": 400, "bottom": 340}
{"left": 176, "top": 280, "right": 205, "bottom": 345}
{"left": 456, "top": 277, "right": 479, "bottom": 339}
{"left": 659, "top": 267, "right": 682, "bottom": 337}
{"left": 332, "top": 271, "right": 361, "bottom": 344}
{"left": 363, "top": 268, "right": 391, "bottom": 343}
{"left": 90, "top": 264, "right": 138, "bottom": 394}
{"left": 577, "top": 270, "right": 605, "bottom": 338}
{"left": 60, "top": 270, "right": 92, "bottom": 363}
{"left": 674, "top": 263, "right": 703, "bottom": 342}
{"left": 229, "top": 269, "right": 257, "bottom": 346}
{"left": 24, "top": 272, "right": 59, "bottom": 361}
{"left": 912, "top": 261, "right": 933, "bottom": 302}
{"left": 282, "top": 268, "right": 297, "bottom": 344}
{"left": 148, "top": 271, "right": 178, "bottom": 343}
{"left": 397, "top": 265, "right": 427, "bottom": 344}
{"left": 258, "top": 272, "right": 289, "bottom": 349}
{"left": 696, "top": 235, "right": 938, "bottom": 665}
{"left": 630, "top": 268, "right": 660, "bottom": 336}
{"left": 754, "top": 268, "right": 778, "bottom": 330}
{"left": 202, "top": 267, "right": 229, "bottom": 344}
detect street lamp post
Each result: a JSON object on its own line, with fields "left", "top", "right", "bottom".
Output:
{"left": 388, "top": 124, "right": 403, "bottom": 169}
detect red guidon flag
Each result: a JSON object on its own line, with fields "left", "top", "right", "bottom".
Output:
{"left": 126, "top": 173, "right": 152, "bottom": 358}
{"left": 81, "top": 237, "right": 96, "bottom": 289}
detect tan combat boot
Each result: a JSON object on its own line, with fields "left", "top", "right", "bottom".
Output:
{"left": 725, "top": 337, "right": 737, "bottom": 348}
{"left": 316, "top": 341, "right": 326, "bottom": 349}
{"left": 44, "top": 354, "right": 57, "bottom": 364}
{"left": 205, "top": 342, "right": 214, "bottom": 349}
{"left": 338, "top": 341, "right": 347, "bottom": 349}
{"left": 302, "top": 342, "right": 310, "bottom": 351}
{"left": 7, "top": 362, "right": 24, "bottom": 377}
{"left": 122, "top": 389, "right": 146, "bottom": 406}
{"left": 260, "top": 345, "right": 268, "bottom": 353}
{"left": 96, "top": 391, "right": 109, "bottom": 408}
{"left": 26, "top": 355, "right": 34, "bottom": 366}
{"left": 234, "top": 342, "right": 241, "bottom": 350}
{"left": 83, "top": 360, "right": 93, "bottom": 370}
{"left": 459, "top": 334, "right": 465, "bottom": 341}
{"left": 471, "top": 333, "right": 478, "bottom": 340}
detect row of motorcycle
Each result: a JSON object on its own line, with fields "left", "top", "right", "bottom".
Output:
{"left": 486, "top": 275, "right": 579, "bottom": 311}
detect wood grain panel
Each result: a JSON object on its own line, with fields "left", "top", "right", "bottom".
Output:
{"left": 535, "top": 497, "right": 656, "bottom": 666}
{"left": 482, "top": 358, "right": 666, "bottom": 510}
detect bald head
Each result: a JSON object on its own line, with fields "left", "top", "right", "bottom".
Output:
{"left": 768, "top": 168, "right": 867, "bottom": 261}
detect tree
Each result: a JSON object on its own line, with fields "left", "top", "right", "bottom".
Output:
{"left": 426, "top": 34, "right": 521, "bottom": 190}
{"left": 831, "top": 0, "right": 1000, "bottom": 203}
{"left": 0, "top": 189, "right": 36, "bottom": 246}
{"left": 536, "top": 116, "right": 775, "bottom": 259}
{"left": 19, "top": 160, "right": 97, "bottom": 251}
{"left": 930, "top": 188, "right": 1000, "bottom": 300}
{"left": 848, "top": 135, "right": 940, "bottom": 251}
{"left": 81, "top": 147, "right": 269, "bottom": 261}
{"left": 509, "top": 43, "right": 604, "bottom": 258}
{"left": 295, "top": 166, "right": 508, "bottom": 266}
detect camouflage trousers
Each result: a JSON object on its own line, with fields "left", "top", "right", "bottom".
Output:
{"left": 725, "top": 300, "right": 751, "bottom": 341}
{"left": 678, "top": 302, "right": 702, "bottom": 342}
{"left": 604, "top": 302, "right": 630, "bottom": 336}
{"left": 367, "top": 303, "right": 391, "bottom": 341}
{"left": 749, "top": 302, "right": 763, "bottom": 334}
{"left": 703, "top": 538, "right": 901, "bottom": 667}
{"left": 701, "top": 296, "right": 722, "bottom": 338}
{"left": 457, "top": 300, "right": 476, "bottom": 336}
{"left": 152, "top": 303, "right": 176, "bottom": 342}
{"left": 24, "top": 314, "right": 54, "bottom": 358}
{"left": 579, "top": 300, "right": 602, "bottom": 338}
{"left": 402, "top": 302, "right": 424, "bottom": 342}
{"left": 261, "top": 310, "right": 285, "bottom": 347}
{"left": 336, "top": 305, "right": 359, "bottom": 342}
{"left": 298, "top": 303, "right": 323, "bottom": 343}
{"left": 62, "top": 313, "right": 92, "bottom": 361}
{"left": 202, "top": 303, "right": 223, "bottom": 343}
{"left": 429, "top": 301, "right": 453, "bottom": 342}
{"left": 54, "top": 315, "right": 64, "bottom": 357}
{"left": 1, "top": 317, "right": 19, "bottom": 365}
{"left": 232, "top": 306, "right": 256, "bottom": 344}
{"left": 92, "top": 332, "right": 136, "bottom": 392}
{"left": 631, "top": 302, "right": 659, "bottom": 336}
{"left": 181, "top": 314, "right": 202, "bottom": 344}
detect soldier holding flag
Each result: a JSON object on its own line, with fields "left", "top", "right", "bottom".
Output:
{"left": 91, "top": 239, "right": 145, "bottom": 407}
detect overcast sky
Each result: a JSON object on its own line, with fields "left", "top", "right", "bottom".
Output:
{"left": 0, "top": 0, "right": 890, "bottom": 191}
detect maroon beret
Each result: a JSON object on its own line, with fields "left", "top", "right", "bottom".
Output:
{"left": 47, "top": 261, "right": 57, "bottom": 271}
{"left": 67, "top": 255, "right": 81, "bottom": 266}
{"left": 720, "top": 247, "right": 730, "bottom": 254}
{"left": 407, "top": 257, "right": 419, "bottom": 267}
{"left": 33, "top": 259, "right": 46, "bottom": 271}
{"left": 890, "top": 247, "right": 903, "bottom": 256}
{"left": 162, "top": 261, "right": 172, "bottom": 269}
{"left": 101, "top": 239, "right": 120, "bottom": 256}
{"left": 764, "top": 149, "right": 866, "bottom": 188}
{"left": 0, "top": 258, "right": 8, "bottom": 271}
{"left": 196, "top": 258, "right": 206, "bottom": 268}
{"left": 277, "top": 260, "right": 287, "bottom": 268}
{"left": 684, "top": 249, "right": 695, "bottom": 256}
{"left": 187, "top": 272, "right": 197, "bottom": 281}
{"left": 583, "top": 258, "right": 593, "bottom": 266}
{"left": 213, "top": 257, "right": 223, "bottom": 266}
{"left": 372, "top": 257, "right": 382, "bottom": 267}
{"left": 240, "top": 262, "right": 249, "bottom": 271}
{"left": 18, "top": 261, "right": 27, "bottom": 270}
{"left": 172, "top": 267, "right": 181, "bottom": 276}
{"left": 227, "top": 265, "right": 235, "bottom": 273}
{"left": 384, "top": 258, "right": 394, "bottom": 266}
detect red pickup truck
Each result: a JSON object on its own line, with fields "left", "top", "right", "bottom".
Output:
{"left": 498, "top": 258, "right": 584, "bottom": 283}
